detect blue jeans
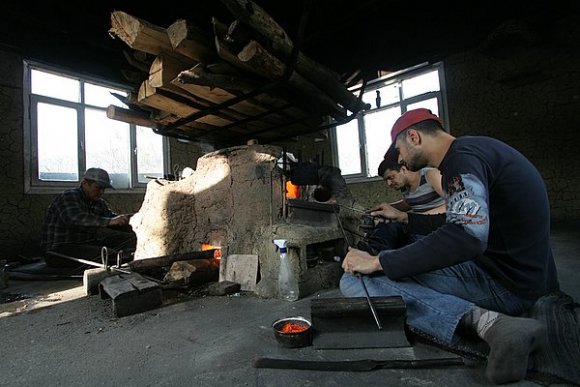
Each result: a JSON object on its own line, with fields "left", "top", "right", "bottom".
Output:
{"left": 340, "top": 261, "right": 535, "bottom": 345}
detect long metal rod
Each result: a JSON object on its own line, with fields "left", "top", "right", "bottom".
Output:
{"left": 357, "top": 274, "right": 383, "bottom": 330}
{"left": 333, "top": 207, "right": 383, "bottom": 330}
{"left": 46, "top": 251, "right": 166, "bottom": 284}
{"left": 46, "top": 251, "right": 131, "bottom": 274}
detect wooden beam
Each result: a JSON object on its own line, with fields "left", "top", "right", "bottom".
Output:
{"left": 166, "top": 19, "right": 217, "bottom": 64}
{"left": 106, "top": 105, "right": 158, "bottom": 128}
{"left": 238, "top": 40, "right": 345, "bottom": 119}
{"left": 219, "top": 0, "right": 370, "bottom": 114}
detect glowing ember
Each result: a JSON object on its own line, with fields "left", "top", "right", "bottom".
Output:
{"left": 280, "top": 321, "right": 309, "bottom": 334}
{"left": 200, "top": 243, "right": 222, "bottom": 259}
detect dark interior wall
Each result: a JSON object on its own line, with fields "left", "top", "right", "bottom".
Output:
{"left": 348, "top": 13, "right": 580, "bottom": 220}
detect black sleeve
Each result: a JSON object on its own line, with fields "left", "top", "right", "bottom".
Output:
{"left": 378, "top": 223, "right": 485, "bottom": 279}
{"left": 407, "top": 213, "right": 446, "bottom": 235}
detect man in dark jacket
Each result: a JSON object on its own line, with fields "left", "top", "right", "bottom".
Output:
{"left": 41, "top": 168, "right": 136, "bottom": 268}
{"left": 340, "top": 108, "right": 559, "bottom": 384}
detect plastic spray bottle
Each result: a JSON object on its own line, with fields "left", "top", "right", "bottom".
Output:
{"left": 273, "top": 239, "right": 299, "bottom": 301}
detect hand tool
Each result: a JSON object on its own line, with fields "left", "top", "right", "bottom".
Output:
{"left": 253, "top": 356, "right": 465, "bottom": 371}
{"left": 333, "top": 206, "right": 383, "bottom": 330}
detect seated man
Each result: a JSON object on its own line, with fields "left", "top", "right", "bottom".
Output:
{"left": 363, "top": 144, "right": 446, "bottom": 253}
{"left": 41, "top": 168, "right": 136, "bottom": 268}
{"left": 341, "top": 108, "right": 558, "bottom": 384}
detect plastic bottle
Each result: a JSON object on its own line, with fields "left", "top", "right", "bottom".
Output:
{"left": 273, "top": 239, "right": 299, "bottom": 301}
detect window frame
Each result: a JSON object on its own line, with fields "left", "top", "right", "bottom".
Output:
{"left": 23, "top": 61, "right": 170, "bottom": 194}
{"left": 330, "top": 62, "right": 448, "bottom": 183}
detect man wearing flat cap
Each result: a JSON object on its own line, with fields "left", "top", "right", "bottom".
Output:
{"left": 340, "top": 108, "right": 559, "bottom": 384}
{"left": 41, "top": 168, "right": 136, "bottom": 268}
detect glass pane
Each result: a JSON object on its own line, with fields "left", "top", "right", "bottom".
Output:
{"left": 363, "top": 106, "right": 401, "bottom": 177}
{"left": 31, "top": 69, "right": 80, "bottom": 102}
{"left": 335, "top": 119, "right": 361, "bottom": 175}
{"left": 362, "top": 82, "right": 399, "bottom": 109}
{"left": 407, "top": 98, "right": 439, "bottom": 116}
{"left": 136, "top": 126, "right": 164, "bottom": 183}
{"left": 402, "top": 70, "right": 440, "bottom": 99}
{"left": 85, "top": 108, "right": 131, "bottom": 189}
{"left": 37, "top": 103, "right": 79, "bottom": 181}
{"left": 85, "top": 82, "right": 128, "bottom": 109}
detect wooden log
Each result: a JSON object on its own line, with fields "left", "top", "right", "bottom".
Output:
{"left": 166, "top": 19, "right": 218, "bottom": 64}
{"left": 219, "top": 0, "right": 370, "bottom": 114}
{"left": 106, "top": 105, "right": 159, "bottom": 129}
{"left": 109, "top": 10, "right": 193, "bottom": 64}
{"left": 110, "top": 11, "right": 172, "bottom": 55}
{"left": 237, "top": 40, "right": 345, "bottom": 119}
{"left": 212, "top": 18, "right": 323, "bottom": 127}
{"left": 177, "top": 65, "right": 319, "bottom": 127}
{"left": 105, "top": 105, "right": 223, "bottom": 142}
{"left": 214, "top": 18, "right": 343, "bottom": 119}
{"left": 148, "top": 55, "right": 276, "bottom": 131}
{"left": 138, "top": 79, "right": 233, "bottom": 127}
{"left": 129, "top": 250, "right": 219, "bottom": 272}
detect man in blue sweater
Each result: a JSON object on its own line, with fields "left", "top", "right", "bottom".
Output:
{"left": 340, "top": 108, "right": 559, "bottom": 384}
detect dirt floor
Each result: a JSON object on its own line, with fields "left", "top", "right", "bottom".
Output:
{"left": 0, "top": 221, "right": 578, "bottom": 387}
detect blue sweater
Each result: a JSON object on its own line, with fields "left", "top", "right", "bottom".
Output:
{"left": 379, "top": 136, "right": 559, "bottom": 300}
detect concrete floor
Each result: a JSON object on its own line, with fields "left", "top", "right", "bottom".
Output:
{"left": 1, "top": 222, "right": 578, "bottom": 387}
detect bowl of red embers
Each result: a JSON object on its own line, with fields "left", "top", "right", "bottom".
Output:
{"left": 272, "top": 316, "right": 313, "bottom": 348}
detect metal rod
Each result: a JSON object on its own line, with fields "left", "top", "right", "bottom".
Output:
{"left": 333, "top": 206, "right": 383, "bottom": 330}
{"left": 357, "top": 273, "right": 383, "bottom": 330}
{"left": 335, "top": 203, "right": 369, "bottom": 214}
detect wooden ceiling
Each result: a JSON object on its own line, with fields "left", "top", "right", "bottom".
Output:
{"left": 2, "top": 0, "right": 574, "bottom": 146}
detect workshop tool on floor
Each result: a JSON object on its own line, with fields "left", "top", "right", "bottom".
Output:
{"left": 99, "top": 272, "right": 162, "bottom": 317}
{"left": 253, "top": 356, "right": 464, "bottom": 371}
{"left": 333, "top": 206, "right": 383, "bottom": 331}
{"left": 310, "top": 296, "right": 410, "bottom": 349}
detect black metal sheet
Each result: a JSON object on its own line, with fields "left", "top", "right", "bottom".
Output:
{"left": 311, "top": 296, "right": 411, "bottom": 349}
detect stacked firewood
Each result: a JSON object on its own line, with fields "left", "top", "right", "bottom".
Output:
{"left": 107, "top": 0, "right": 369, "bottom": 146}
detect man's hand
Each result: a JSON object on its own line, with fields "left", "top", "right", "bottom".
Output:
{"left": 341, "top": 247, "right": 382, "bottom": 275}
{"left": 108, "top": 215, "right": 130, "bottom": 227}
{"left": 369, "top": 202, "right": 408, "bottom": 223}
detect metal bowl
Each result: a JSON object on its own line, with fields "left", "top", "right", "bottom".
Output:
{"left": 272, "top": 316, "right": 313, "bottom": 348}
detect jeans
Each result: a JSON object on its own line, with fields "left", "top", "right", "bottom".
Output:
{"left": 340, "top": 260, "right": 535, "bottom": 345}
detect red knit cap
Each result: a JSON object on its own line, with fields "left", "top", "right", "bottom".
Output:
{"left": 390, "top": 108, "right": 442, "bottom": 142}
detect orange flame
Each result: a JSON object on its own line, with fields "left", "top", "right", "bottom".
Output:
{"left": 201, "top": 243, "right": 222, "bottom": 259}
{"left": 286, "top": 181, "right": 300, "bottom": 199}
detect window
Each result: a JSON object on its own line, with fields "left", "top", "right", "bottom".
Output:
{"left": 332, "top": 63, "right": 447, "bottom": 182}
{"left": 24, "top": 62, "right": 168, "bottom": 192}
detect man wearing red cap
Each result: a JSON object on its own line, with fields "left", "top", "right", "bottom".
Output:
{"left": 340, "top": 108, "right": 559, "bottom": 384}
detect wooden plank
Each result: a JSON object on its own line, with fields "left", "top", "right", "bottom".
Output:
{"left": 138, "top": 79, "right": 238, "bottom": 127}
